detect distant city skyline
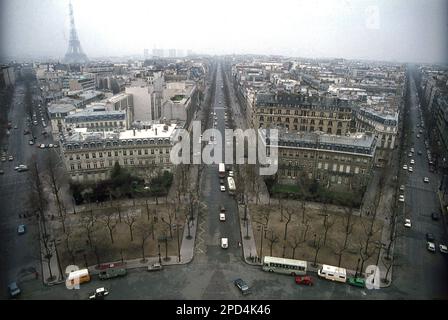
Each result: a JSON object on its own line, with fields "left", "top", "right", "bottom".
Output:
{"left": 1, "top": 0, "right": 447, "bottom": 64}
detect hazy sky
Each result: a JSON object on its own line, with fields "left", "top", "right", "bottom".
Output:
{"left": 1, "top": 0, "right": 447, "bottom": 63}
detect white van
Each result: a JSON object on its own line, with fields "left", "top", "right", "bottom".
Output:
{"left": 317, "top": 264, "right": 347, "bottom": 283}
{"left": 221, "top": 238, "right": 228, "bottom": 249}
{"left": 219, "top": 213, "right": 226, "bottom": 221}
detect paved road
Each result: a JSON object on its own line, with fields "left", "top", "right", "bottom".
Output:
{"left": 390, "top": 73, "right": 448, "bottom": 299}
{"left": 0, "top": 82, "right": 46, "bottom": 298}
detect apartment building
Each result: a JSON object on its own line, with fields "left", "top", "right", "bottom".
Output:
{"left": 255, "top": 92, "right": 353, "bottom": 135}
{"left": 263, "top": 130, "right": 376, "bottom": 191}
{"left": 61, "top": 123, "right": 179, "bottom": 182}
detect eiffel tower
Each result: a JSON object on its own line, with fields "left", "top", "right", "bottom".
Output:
{"left": 64, "top": 1, "right": 88, "bottom": 64}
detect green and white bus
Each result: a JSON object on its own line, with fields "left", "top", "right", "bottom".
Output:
{"left": 262, "top": 256, "right": 307, "bottom": 276}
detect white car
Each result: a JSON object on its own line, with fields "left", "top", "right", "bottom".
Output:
{"left": 404, "top": 219, "right": 411, "bottom": 228}
{"left": 221, "top": 237, "right": 228, "bottom": 249}
{"left": 408, "top": 166, "right": 413, "bottom": 172}
{"left": 220, "top": 185, "right": 226, "bottom": 192}
{"left": 423, "top": 177, "right": 429, "bottom": 183}
{"left": 39, "top": 144, "right": 45, "bottom": 149}
{"left": 410, "top": 148, "right": 414, "bottom": 153}
{"left": 427, "top": 242, "right": 436, "bottom": 252}
{"left": 399, "top": 195, "right": 405, "bottom": 202}
{"left": 402, "top": 165, "right": 408, "bottom": 170}
{"left": 228, "top": 170, "right": 234, "bottom": 177}
{"left": 408, "top": 153, "right": 412, "bottom": 157}
{"left": 410, "top": 159, "right": 415, "bottom": 164}
{"left": 399, "top": 185, "right": 405, "bottom": 191}
{"left": 440, "top": 244, "right": 448, "bottom": 254}
{"left": 29, "top": 140, "right": 34, "bottom": 145}
{"left": 219, "top": 213, "right": 226, "bottom": 221}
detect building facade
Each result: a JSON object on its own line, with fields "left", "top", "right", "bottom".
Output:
{"left": 61, "top": 123, "right": 179, "bottom": 182}
{"left": 265, "top": 131, "right": 376, "bottom": 191}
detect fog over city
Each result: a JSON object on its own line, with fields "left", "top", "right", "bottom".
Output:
{"left": 1, "top": 0, "right": 448, "bottom": 62}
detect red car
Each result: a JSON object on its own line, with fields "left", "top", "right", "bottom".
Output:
{"left": 295, "top": 276, "right": 314, "bottom": 286}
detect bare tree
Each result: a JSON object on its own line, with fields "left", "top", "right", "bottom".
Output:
{"left": 44, "top": 151, "right": 65, "bottom": 220}
{"left": 312, "top": 235, "right": 323, "bottom": 267}
{"left": 100, "top": 212, "right": 118, "bottom": 244}
{"left": 63, "top": 227, "right": 76, "bottom": 265}
{"left": 299, "top": 200, "right": 306, "bottom": 224}
{"left": 28, "top": 157, "right": 48, "bottom": 237}
{"left": 322, "top": 214, "right": 335, "bottom": 246}
{"left": 41, "top": 233, "right": 55, "bottom": 281}
{"left": 283, "top": 206, "right": 295, "bottom": 241}
{"left": 267, "top": 231, "right": 279, "bottom": 256}
{"left": 123, "top": 211, "right": 137, "bottom": 242}
{"left": 137, "top": 222, "right": 152, "bottom": 262}
{"left": 81, "top": 210, "right": 97, "bottom": 250}
{"left": 161, "top": 206, "right": 175, "bottom": 239}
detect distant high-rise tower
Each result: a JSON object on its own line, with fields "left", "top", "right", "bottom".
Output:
{"left": 64, "top": 1, "right": 88, "bottom": 64}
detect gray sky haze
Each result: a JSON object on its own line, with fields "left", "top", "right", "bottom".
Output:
{"left": 1, "top": 0, "right": 447, "bottom": 63}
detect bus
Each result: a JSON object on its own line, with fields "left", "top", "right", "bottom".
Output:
{"left": 227, "top": 176, "right": 236, "bottom": 195}
{"left": 262, "top": 256, "right": 307, "bottom": 276}
{"left": 66, "top": 268, "right": 91, "bottom": 286}
{"left": 218, "top": 163, "right": 226, "bottom": 178}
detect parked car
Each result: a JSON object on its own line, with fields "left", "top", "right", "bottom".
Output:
{"left": 399, "top": 195, "right": 405, "bottom": 202}
{"left": 15, "top": 165, "right": 28, "bottom": 172}
{"left": 0, "top": 169, "right": 4, "bottom": 175}
{"left": 423, "top": 177, "right": 429, "bottom": 183}
{"left": 431, "top": 212, "right": 440, "bottom": 221}
{"left": 404, "top": 219, "right": 412, "bottom": 228}
{"left": 408, "top": 166, "right": 413, "bottom": 172}
{"left": 220, "top": 185, "right": 226, "bottom": 192}
{"left": 98, "top": 268, "right": 127, "bottom": 280}
{"left": 8, "top": 155, "right": 13, "bottom": 161}
{"left": 219, "top": 213, "right": 226, "bottom": 221}
{"left": 17, "top": 224, "right": 26, "bottom": 235}
{"left": 399, "top": 185, "right": 405, "bottom": 191}
{"left": 439, "top": 244, "right": 448, "bottom": 254}
{"left": 88, "top": 287, "right": 109, "bottom": 300}
{"left": 147, "top": 263, "right": 162, "bottom": 271}
{"left": 8, "top": 282, "right": 21, "bottom": 298}
{"left": 402, "top": 165, "right": 408, "bottom": 170}
{"left": 234, "top": 278, "right": 250, "bottom": 295}
{"left": 347, "top": 277, "right": 365, "bottom": 288}
{"left": 427, "top": 242, "right": 436, "bottom": 252}
{"left": 29, "top": 140, "right": 34, "bottom": 145}
{"left": 295, "top": 276, "right": 314, "bottom": 286}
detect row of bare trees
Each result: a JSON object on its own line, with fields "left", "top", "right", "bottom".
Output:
{"left": 253, "top": 201, "right": 383, "bottom": 272}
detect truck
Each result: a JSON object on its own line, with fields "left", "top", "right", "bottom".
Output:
{"left": 218, "top": 163, "right": 225, "bottom": 178}
{"left": 98, "top": 268, "right": 127, "bottom": 280}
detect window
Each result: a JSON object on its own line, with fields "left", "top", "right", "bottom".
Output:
{"left": 70, "top": 164, "right": 75, "bottom": 171}
{"left": 92, "top": 153, "right": 96, "bottom": 158}
{"left": 324, "top": 163, "right": 329, "bottom": 170}
{"left": 354, "top": 167, "right": 359, "bottom": 174}
{"left": 77, "top": 164, "right": 82, "bottom": 169}
{"left": 85, "top": 153, "right": 89, "bottom": 159}
{"left": 346, "top": 165, "right": 350, "bottom": 173}
{"left": 115, "top": 151, "right": 118, "bottom": 157}
{"left": 130, "top": 150, "right": 133, "bottom": 156}
{"left": 339, "top": 165, "right": 344, "bottom": 173}
{"left": 318, "top": 162, "right": 322, "bottom": 169}
{"left": 332, "top": 164, "right": 337, "bottom": 171}
{"left": 123, "top": 150, "right": 127, "bottom": 156}
{"left": 108, "top": 151, "right": 111, "bottom": 157}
